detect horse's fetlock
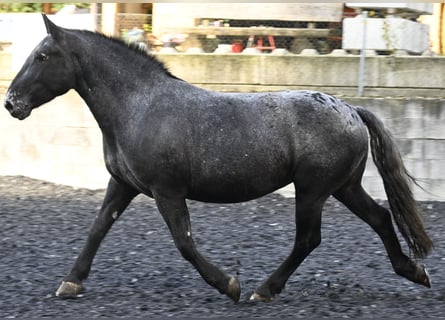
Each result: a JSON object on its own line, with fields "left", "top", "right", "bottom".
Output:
{"left": 393, "top": 260, "right": 431, "bottom": 288}
{"left": 226, "top": 276, "right": 241, "bottom": 303}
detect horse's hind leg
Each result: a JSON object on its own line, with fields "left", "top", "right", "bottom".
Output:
{"left": 333, "top": 184, "right": 430, "bottom": 287}
{"left": 251, "top": 193, "right": 326, "bottom": 301}
{"left": 153, "top": 193, "right": 241, "bottom": 302}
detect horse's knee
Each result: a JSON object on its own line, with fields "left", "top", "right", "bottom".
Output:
{"left": 175, "top": 239, "right": 196, "bottom": 262}
{"left": 296, "top": 231, "right": 321, "bottom": 253}
{"left": 308, "top": 233, "right": 321, "bottom": 250}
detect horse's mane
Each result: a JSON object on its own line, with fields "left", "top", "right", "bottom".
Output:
{"left": 76, "top": 29, "right": 181, "bottom": 80}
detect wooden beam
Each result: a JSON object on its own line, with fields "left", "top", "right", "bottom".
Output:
{"left": 42, "top": 3, "right": 52, "bottom": 14}
{"left": 164, "top": 26, "right": 331, "bottom": 38}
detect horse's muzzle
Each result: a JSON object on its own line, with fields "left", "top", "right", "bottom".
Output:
{"left": 4, "top": 98, "right": 31, "bottom": 120}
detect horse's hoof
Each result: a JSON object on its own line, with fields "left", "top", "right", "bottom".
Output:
{"left": 56, "top": 281, "right": 84, "bottom": 298}
{"left": 226, "top": 276, "right": 241, "bottom": 303}
{"left": 250, "top": 292, "right": 273, "bottom": 302}
{"left": 418, "top": 265, "right": 431, "bottom": 288}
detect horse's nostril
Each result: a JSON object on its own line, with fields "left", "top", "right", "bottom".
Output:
{"left": 5, "top": 100, "right": 13, "bottom": 112}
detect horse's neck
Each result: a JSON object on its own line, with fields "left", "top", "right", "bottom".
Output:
{"left": 71, "top": 37, "right": 157, "bottom": 135}
{"left": 75, "top": 70, "right": 126, "bottom": 134}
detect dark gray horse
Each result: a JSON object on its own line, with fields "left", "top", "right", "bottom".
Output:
{"left": 4, "top": 15, "right": 432, "bottom": 302}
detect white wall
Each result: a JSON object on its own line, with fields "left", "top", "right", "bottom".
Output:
{"left": 3, "top": 13, "right": 95, "bottom": 71}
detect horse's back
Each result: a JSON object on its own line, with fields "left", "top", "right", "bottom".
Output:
{"left": 215, "top": 90, "right": 368, "bottom": 159}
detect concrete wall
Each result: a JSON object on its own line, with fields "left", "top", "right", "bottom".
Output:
{"left": 0, "top": 90, "right": 109, "bottom": 189}
{"left": 156, "top": 53, "right": 445, "bottom": 97}
{"left": 0, "top": 52, "right": 444, "bottom": 201}
{"left": 347, "top": 97, "right": 445, "bottom": 201}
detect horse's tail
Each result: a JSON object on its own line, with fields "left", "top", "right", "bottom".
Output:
{"left": 355, "top": 106, "right": 433, "bottom": 259}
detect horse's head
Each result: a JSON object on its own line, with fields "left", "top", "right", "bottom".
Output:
{"left": 4, "top": 14, "right": 77, "bottom": 120}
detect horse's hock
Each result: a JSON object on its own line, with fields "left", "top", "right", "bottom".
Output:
{"left": 0, "top": 51, "right": 444, "bottom": 201}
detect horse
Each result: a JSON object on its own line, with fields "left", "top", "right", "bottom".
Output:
{"left": 4, "top": 15, "right": 433, "bottom": 303}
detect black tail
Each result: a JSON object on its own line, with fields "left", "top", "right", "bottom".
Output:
{"left": 355, "top": 106, "right": 433, "bottom": 259}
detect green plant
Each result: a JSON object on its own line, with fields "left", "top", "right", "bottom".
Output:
{"left": 0, "top": 3, "right": 42, "bottom": 13}
{"left": 0, "top": 3, "right": 90, "bottom": 13}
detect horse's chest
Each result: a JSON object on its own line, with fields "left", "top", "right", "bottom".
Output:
{"left": 104, "top": 151, "right": 126, "bottom": 176}
{"left": 103, "top": 143, "right": 146, "bottom": 189}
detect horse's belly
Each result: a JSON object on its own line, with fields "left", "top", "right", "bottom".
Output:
{"left": 187, "top": 185, "right": 285, "bottom": 203}
{"left": 187, "top": 169, "right": 292, "bottom": 203}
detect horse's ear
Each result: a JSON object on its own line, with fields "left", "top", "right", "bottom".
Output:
{"left": 42, "top": 14, "right": 61, "bottom": 38}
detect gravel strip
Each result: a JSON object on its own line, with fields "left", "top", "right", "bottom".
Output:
{"left": 1, "top": 175, "right": 444, "bottom": 318}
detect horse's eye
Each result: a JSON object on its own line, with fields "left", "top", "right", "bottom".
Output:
{"left": 37, "top": 52, "right": 49, "bottom": 62}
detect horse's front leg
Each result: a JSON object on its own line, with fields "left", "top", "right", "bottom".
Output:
{"left": 154, "top": 193, "right": 241, "bottom": 302}
{"left": 56, "top": 177, "right": 138, "bottom": 297}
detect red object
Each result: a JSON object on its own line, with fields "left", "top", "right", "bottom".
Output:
{"left": 246, "top": 35, "right": 276, "bottom": 51}
{"left": 256, "top": 35, "right": 276, "bottom": 51}
{"left": 232, "top": 41, "right": 243, "bottom": 53}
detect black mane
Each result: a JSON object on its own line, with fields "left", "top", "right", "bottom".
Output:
{"left": 77, "top": 29, "right": 180, "bottom": 80}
